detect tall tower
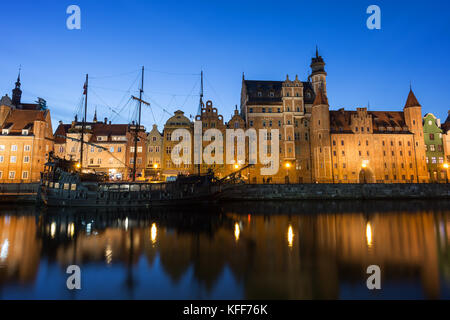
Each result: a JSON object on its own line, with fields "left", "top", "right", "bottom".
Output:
{"left": 310, "top": 47, "right": 327, "bottom": 95}
{"left": 310, "top": 87, "right": 332, "bottom": 183}
{"left": 12, "top": 71, "right": 22, "bottom": 107}
{"left": 403, "top": 88, "right": 429, "bottom": 182}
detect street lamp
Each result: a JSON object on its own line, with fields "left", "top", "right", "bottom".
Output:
{"left": 153, "top": 163, "right": 158, "bottom": 169}
{"left": 285, "top": 162, "right": 291, "bottom": 184}
{"left": 234, "top": 164, "right": 240, "bottom": 170}
{"left": 361, "top": 163, "right": 367, "bottom": 184}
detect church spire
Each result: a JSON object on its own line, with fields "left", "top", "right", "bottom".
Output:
{"left": 12, "top": 67, "right": 22, "bottom": 107}
{"left": 93, "top": 107, "right": 98, "bottom": 122}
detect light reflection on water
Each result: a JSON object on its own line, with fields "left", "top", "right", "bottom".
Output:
{"left": 0, "top": 200, "right": 449, "bottom": 300}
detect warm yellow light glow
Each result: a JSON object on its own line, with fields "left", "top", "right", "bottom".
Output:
{"left": 362, "top": 163, "right": 367, "bottom": 168}
{"left": 366, "top": 222, "right": 373, "bottom": 248}
{"left": 151, "top": 223, "right": 157, "bottom": 244}
{"left": 444, "top": 163, "right": 449, "bottom": 169}
{"left": 287, "top": 225, "right": 294, "bottom": 247}
{"left": 285, "top": 162, "right": 291, "bottom": 169}
{"left": 153, "top": 164, "right": 158, "bottom": 169}
{"left": 105, "top": 244, "right": 113, "bottom": 265}
{"left": 75, "top": 163, "right": 81, "bottom": 169}
{"left": 50, "top": 222, "right": 56, "bottom": 239}
{"left": 234, "top": 164, "right": 240, "bottom": 169}
{"left": 67, "top": 223, "right": 75, "bottom": 238}
{"left": 234, "top": 223, "right": 240, "bottom": 241}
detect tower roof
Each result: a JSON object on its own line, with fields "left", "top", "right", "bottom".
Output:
{"left": 404, "top": 89, "right": 421, "bottom": 108}
{"left": 313, "top": 87, "right": 328, "bottom": 106}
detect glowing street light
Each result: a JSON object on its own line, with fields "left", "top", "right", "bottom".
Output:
{"left": 362, "top": 163, "right": 367, "bottom": 168}
{"left": 234, "top": 164, "right": 240, "bottom": 170}
{"left": 153, "top": 163, "right": 158, "bottom": 169}
{"left": 75, "top": 162, "right": 81, "bottom": 169}
{"left": 444, "top": 163, "right": 449, "bottom": 183}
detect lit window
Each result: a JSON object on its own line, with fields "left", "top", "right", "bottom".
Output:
{"left": 11, "top": 145, "right": 18, "bottom": 152}
{"left": 10, "top": 156, "right": 17, "bottom": 163}
{"left": 9, "top": 171, "right": 15, "bottom": 179}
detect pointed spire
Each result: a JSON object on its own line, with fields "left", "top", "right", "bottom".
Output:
{"left": 16, "top": 66, "right": 21, "bottom": 87}
{"left": 316, "top": 45, "right": 319, "bottom": 58}
{"left": 404, "top": 88, "right": 421, "bottom": 108}
{"left": 242, "top": 72, "right": 245, "bottom": 81}
{"left": 313, "top": 87, "right": 329, "bottom": 106}
{"left": 93, "top": 107, "right": 97, "bottom": 122}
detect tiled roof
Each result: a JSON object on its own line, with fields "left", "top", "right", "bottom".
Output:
{"left": 0, "top": 109, "right": 47, "bottom": 134}
{"left": 330, "top": 110, "right": 409, "bottom": 134}
{"left": 313, "top": 88, "right": 328, "bottom": 106}
{"left": 54, "top": 122, "right": 129, "bottom": 144}
{"left": 244, "top": 80, "right": 316, "bottom": 105}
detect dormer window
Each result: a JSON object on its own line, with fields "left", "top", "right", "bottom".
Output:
{"left": 22, "top": 129, "right": 29, "bottom": 135}
{"left": 269, "top": 92, "right": 274, "bottom": 97}
{"left": 2, "top": 129, "right": 9, "bottom": 135}
{"left": 258, "top": 92, "right": 262, "bottom": 97}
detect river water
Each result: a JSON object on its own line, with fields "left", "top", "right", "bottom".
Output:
{"left": 0, "top": 200, "right": 449, "bottom": 300}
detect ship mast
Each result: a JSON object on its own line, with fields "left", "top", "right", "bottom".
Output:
{"left": 131, "top": 67, "right": 149, "bottom": 182}
{"left": 79, "top": 74, "right": 88, "bottom": 171}
{"left": 196, "top": 71, "right": 204, "bottom": 175}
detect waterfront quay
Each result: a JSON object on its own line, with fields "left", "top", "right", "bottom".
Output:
{"left": 1, "top": 182, "right": 450, "bottom": 204}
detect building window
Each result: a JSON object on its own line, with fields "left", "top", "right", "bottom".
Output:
{"left": 249, "top": 108, "right": 253, "bottom": 113}
{"left": 439, "top": 157, "right": 444, "bottom": 163}
{"left": 258, "top": 92, "right": 262, "bottom": 97}
{"left": 262, "top": 108, "right": 266, "bottom": 113}
{"left": 0, "top": 156, "right": 3, "bottom": 163}
{"left": 110, "top": 147, "right": 114, "bottom": 153}
{"left": 137, "top": 147, "right": 143, "bottom": 153}
{"left": 118, "top": 147, "right": 122, "bottom": 153}
{"left": 22, "top": 171, "right": 29, "bottom": 179}
{"left": 24, "top": 145, "right": 31, "bottom": 152}
{"left": 130, "top": 147, "right": 135, "bottom": 153}
{"left": 11, "top": 145, "right": 18, "bottom": 152}
{"left": 166, "top": 146, "right": 172, "bottom": 154}
{"left": 97, "top": 158, "right": 102, "bottom": 165}
{"left": 155, "top": 146, "right": 160, "bottom": 153}
{"left": 429, "top": 133, "right": 434, "bottom": 140}
{"left": 24, "top": 156, "right": 30, "bottom": 163}
{"left": 432, "top": 157, "right": 437, "bottom": 164}
{"left": 9, "top": 171, "right": 15, "bottom": 179}
{"left": 10, "top": 156, "right": 17, "bottom": 163}
{"left": 270, "top": 92, "right": 274, "bottom": 97}
{"left": 89, "top": 159, "right": 94, "bottom": 164}
{"left": 430, "top": 145, "right": 435, "bottom": 151}
{"left": 249, "top": 121, "right": 253, "bottom": 127}
{"left": 166, "top": 133, "right": 171, "bottom": 141}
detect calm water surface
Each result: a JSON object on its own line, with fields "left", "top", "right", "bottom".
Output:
{"left": 0, "top": 200, "right": 449, "bottom": 300}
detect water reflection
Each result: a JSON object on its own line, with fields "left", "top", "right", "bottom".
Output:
{"left": 0, "top": 200, "right": 449, "bottom": 299}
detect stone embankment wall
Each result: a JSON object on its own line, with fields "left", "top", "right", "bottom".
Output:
{"left": 216, "top": 183, "right": 450, "bottom": 201}
{"left": 0, "top": 183, "right": 39, "bottom": 203}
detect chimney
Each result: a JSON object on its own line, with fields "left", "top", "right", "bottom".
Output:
{"left": 104, "top": 117, "right": 107, "bottom": 124}
{"left": 109, "top": 121, "right": 111, "bottom": 125}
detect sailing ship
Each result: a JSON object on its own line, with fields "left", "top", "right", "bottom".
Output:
{"left": 37, "top": 68, "right": 240, "bottom": 207}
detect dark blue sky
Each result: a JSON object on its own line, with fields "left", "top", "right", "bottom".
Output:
{"left": 1, "top": 0, "right": 449, "bottom": 130}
